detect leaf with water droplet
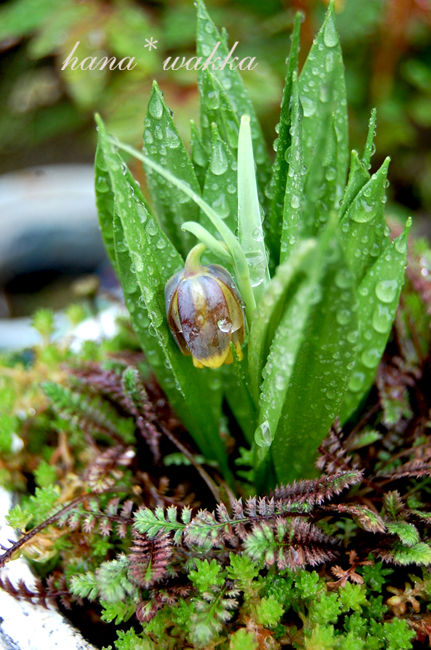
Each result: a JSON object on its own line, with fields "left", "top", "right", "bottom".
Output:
{"left": 298, "top": 3, "right": 348, "bottom": 217}
{"left": 255, "top": 220, "right": 357, "bottom": 487}
{"left": 143, "top": 82, "right": 201, "bottom": 257}
{"left": 202, "top": 124, "right": 237, "bottom": 234}
{"left": 341, "top": 150, "right": 370, "bottom": 217}
{"left": 280, "top": 71, "right": 307, "bottom": 262}
{"left": 266, "top": 12, "right": 301, "bottom": 267}
{"left": 340, "top": 157, "right": 390, "bottom": 284}
{"left": 196, "top": 0, "right": 271, "bottom": 196}
{"left": 190, "top": 120, "right": 208, "bottom": 188}
{"left": 340, "top": 220, "right": 411, "bottom": 423}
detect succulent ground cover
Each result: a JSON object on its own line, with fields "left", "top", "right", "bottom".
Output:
{"left": 1, "top": 2, "right": 431, "bottom": 649}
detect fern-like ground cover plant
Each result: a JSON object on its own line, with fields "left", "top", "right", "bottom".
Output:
{"left": 2, "top": 2, "right": 431, "bottom": 649}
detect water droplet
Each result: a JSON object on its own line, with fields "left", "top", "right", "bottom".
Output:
{"left": 301, "top": 96, "right": 316, "bottom": 117}
{"left": 290, "top": 194, "right": 300, "bottom": 209}
{"left": 372, "top": 304, "right": 392, "bottom": 333}
{"left": 361, "top": 348, "right": 381, "bottom": 369}
{"left": 394, "top": 235, "right": 407, "bottom": 255}
{"left": 148, "top": 92, "right": 163, "bottom": 119}
{"left": 348, "top": 371, "right": 365, "bottom": 392}
{"left": 255, "top": 421, "right": 272, "bottom": 448}
{"left": 336, "top": 309, "right": 351, "bottom": 325}
{"left": 217, "top": 318, "right": 232, "bottom": 333}
{"left": 375, "top": 279, "right": 397, "bottom": 303}
{"left": 335, "top": 269, "right": 351, "bottom": 289}
{"left": 323, "top": 18, "right": 338, "bottom": 47}
{"left": 165, "top": 126, "right": 179, "bottom": 149}
{"left": 210, "top": 140, "right": 228, "bottom": 175}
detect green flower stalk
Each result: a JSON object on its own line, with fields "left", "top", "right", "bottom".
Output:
{"left": 165, "top": 244, "right": 245, "bottom": 369}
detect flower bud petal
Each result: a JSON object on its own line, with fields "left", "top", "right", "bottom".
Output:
{"left": 165, "top": 249, "right": 245, "bottom": 369}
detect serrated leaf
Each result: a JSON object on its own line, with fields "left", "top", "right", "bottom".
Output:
{"left": 267, "top": 12, "right": 301, "bottom": 266}
{"left": 340, "top": 157, "right": 390, "bottom": 284}
{"left": 340, "top": 223, "right": 410, "bottom": 423}
{"left": 299, "top": 4, "right": 348, "bottom": 217}
{"left": 196, "top": 0, "right": 270, "bottom": 192}
{"left": 202, "top": 124, "right": 237, "bottom": 235}
{"left": 95, "top": 116, "right": 230, "bottom": 478}
{"left": 392, "top": 542, "right": 431, "bottom": 566}
{"left": 143, "top": 82, "right": 201, "bottom": 257}
{"left": 387, "top": 521, "right": 419, "bottom": 547}
{"left": 256, "top": 221, "right": 357, "bottom": 484}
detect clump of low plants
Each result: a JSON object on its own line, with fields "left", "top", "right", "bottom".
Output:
{"left": 1, "top": 2, "right": 431, "bottom": 649}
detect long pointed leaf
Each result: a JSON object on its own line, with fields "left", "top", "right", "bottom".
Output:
{"left": 340, "top": 223, "right": 410, "bottom": 422}
{"left": 143, "top": 82, "right": 201, "bottom": 257}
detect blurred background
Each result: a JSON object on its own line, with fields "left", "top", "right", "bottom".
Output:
{"left": 0, "top": 0, "right": 430, "bottom": 343}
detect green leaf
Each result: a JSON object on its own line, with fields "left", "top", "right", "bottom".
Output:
{"left": 340, "top": 157, "right": 391, "bottom": 284}
{"left": 341, "top": 150, "right": 370, "bottom": 218}
{"left": 267, "top": 12, "right": 302, "bottom": 266}
{"left": 387, "top": 521, "right": 419, "bottom": 547}
{"left": 392, "top": 542, "right": 431, "bottom": 566}
{"left": 196, "top": 0, "right": 271, "bottom": 192}
{"left": 257, "top": 221, "right": 357, "bottom": 484}
{"left": 143, "top": 82, "right": 201, "bottom": 257}
{"left": 237, "top": 115, "right": 270, "bottom": 302}
{"left": 299, "top": 3, "right": 348, "bottom": 216}
{"left": 279, "top": 71, "right": 307, "bottom": 262}
{"left": 0, "top": 0, "right": 58, "bottom": 41}
{"left": 340, "top": 223, "right": 410, "bottom": 422}
{"left": 190, "top": 120, "right": 209, "bottom": 188}
{"left": 248, "top": 240, "right": 316, "bottom": 402}
{"left": 202, "top": 123, "right": 237, "bottom": 236}
{"left": 198, "top": 69, "right": 239, "bottom": 153}
{"left": 95, "top": 116, "right": 230, "bottom": 478}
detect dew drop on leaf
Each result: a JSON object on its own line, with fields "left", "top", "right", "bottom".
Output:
{"left": 323, "top": 18, "right": 338, "bottom": 48}
{"left": 375, "top": 280, "right": 397, "bottom": 303}
{"left": 255, "top": 421, "right": 272, "bottom": 448}
{"left": 148, "top": 92, "right": 163, "bottom": 119}
{"left": 361, "top": 348, "right": 381, "bottom": 369}
{"left": 372, "top": 304, "right": 392, "bottom": 333}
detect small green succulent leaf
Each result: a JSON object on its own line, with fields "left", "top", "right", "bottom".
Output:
{"left": 267, "top": 11, "right": 302, "bottom": 266}
{"left": 248, "top": 239, "right": 316, "bottom": 403}
{"left": 196, "top": 0, "right": 271, "bottom": 192}
{"left": 95, "top": 116, "right": 230, "bottom": 478}
{"left": 190, "top": 120, "right": 208, "bottom": 188}
{"left": 340, "top": 157, "right": 390, "bottom": 284}
{"left": 143, "top": 81, "right": 201, "bottom": 257}
{"left": 340, "top": 222, "right": 410, "bottom": 423}
{"left": 238, "top": 115, "right": 270, "bottom": 303}
{"left": 257, "top": 220, "right": 357, "bottom": 484}
{"left": 299, "top": 3, "right": 348, "bottom": 213}
{"left": 202, "top": 123, "right": 237, "bottom": 236}
{"left": 280, "top": 71, "right": 306, "bottom": 262}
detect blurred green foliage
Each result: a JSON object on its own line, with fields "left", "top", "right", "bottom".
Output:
{"left": 0, "top": 0, "right": 430, "bottom": 213}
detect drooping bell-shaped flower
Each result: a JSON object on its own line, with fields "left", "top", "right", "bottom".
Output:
{"left": 165, "top": 244, "right": 245, "bottom": 369}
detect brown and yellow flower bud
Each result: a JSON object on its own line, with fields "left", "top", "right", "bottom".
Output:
{"left": 165, "top": 244, "right": 245, "bottom": 369}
